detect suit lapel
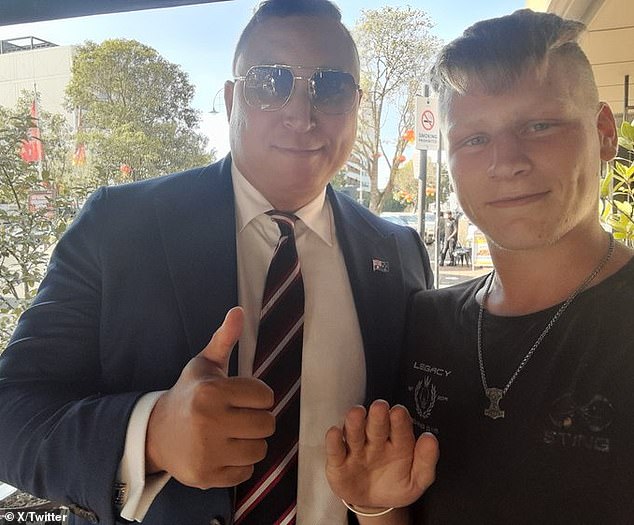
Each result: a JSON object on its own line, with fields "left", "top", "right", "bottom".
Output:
{"left": 153, "top": 156, "right": 238, "bottom": 358}
{"left": 329, "top": 188, "right": 408, "bottom": 402}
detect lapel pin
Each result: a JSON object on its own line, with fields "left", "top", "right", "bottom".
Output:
{"left": 372, "top": 258, "right": 390, "bottom": 273}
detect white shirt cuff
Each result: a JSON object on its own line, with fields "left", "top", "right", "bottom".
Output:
{"left": 117, "top": 391, "right": 170, "bottom": 522}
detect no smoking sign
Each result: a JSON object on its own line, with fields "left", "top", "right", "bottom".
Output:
{"left": 415, "top": 96, "right": 440, "bottom": 150}
{"left": 421, "top": 109, "right": 435, "bottom": 131}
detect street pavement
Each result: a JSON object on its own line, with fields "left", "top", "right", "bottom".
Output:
{"left": 424, "top": 241, "right": 491, "bottom": 288}
{"left": 434, "top": 262, "right": 491, "bottom": 288}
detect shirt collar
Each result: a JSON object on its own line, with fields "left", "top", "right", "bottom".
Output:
{"left": 231, "top": 162, "right": 334, "bottom": 246}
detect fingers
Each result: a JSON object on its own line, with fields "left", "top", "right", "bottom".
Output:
{"left": 342, "top": 405, "right": 367, "bottom": 452}
{"left": 189, "top": 375, "right": 274, "bottom": 413}
{"left": 225, "top": 406, "right": 275, "bottom": 438}
{"left": 210, "top": 376, "right": 275, "bottom": 410}
{"left": 199, "top": 306, "right": 244, "bottom": 373}
{"left": 220, "top": 437, "right": 269, "bottom": 467}
{"left": 415, "top": 432, "right": 440, "bottom": 467}
{"left": 366, "top": 400, "right": 390, "bottom": 447}
{"left": 212, "top": 465, "right": 255, "bottom": 488}
{"left": 389, "top": 404, "right": 416, "bottom": 450}
{"left": 325, "top": 426, "right": 347, "bottom": 469}
{"left": 342, "top": 401, "right": 413, "bottom": 454}
{"left": 328, "top": 401, "right": 397, "bottom": 463}
{"left": 326, "top": 402, "right": 431, "bottom": 510}
{"left": 412, "top": 432, "right": 440, "bottom": 490}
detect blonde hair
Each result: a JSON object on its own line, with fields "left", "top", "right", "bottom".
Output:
{"left": 430, "top": 9, "right": 598, "bottom": 115}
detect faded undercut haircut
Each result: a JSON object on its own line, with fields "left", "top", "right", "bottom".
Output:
{"left": 430, "top": 9, "right": 598, "bottom": 114}
{"left": 232, "top": 0, "right": 359, "bottom": 75}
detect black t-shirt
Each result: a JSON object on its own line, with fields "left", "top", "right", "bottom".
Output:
{"left": 399, "top": 256, "right": 634, "bottom": 524}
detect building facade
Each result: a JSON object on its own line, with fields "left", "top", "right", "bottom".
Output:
{"left": 527, "top": 0, "right": 634, "bottom": 125}
{"left": 0, "top": 36, "right": 75, "bottom": 120}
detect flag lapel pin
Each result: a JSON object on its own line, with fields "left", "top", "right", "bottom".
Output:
{"left": 372, "top": 258, "right": 389, "bottom": 273}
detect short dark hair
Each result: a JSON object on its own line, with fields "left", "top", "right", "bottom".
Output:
{"left": 232, "top": 0, "right": 358, "bottom": 74}
{"left": 430, "top": 9, "right": 597, "bottom": 117}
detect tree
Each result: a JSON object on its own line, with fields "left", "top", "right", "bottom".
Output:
{"left": 384, "top": 159, "right": 418, "bottom": 212}
{"left": 353, "top": 6, "right": 440, "bottom": 213}
{"left": 0, "top": 101, "right": 74, "bottom": 350}
{"left": 424, "top": 160, "right": 454, "bottom": 211}
{"left": 66, "top": 39, "right": 213, "bottom": 189}
{"left": 1, "top": 39, "right": 216, "bottom": 350}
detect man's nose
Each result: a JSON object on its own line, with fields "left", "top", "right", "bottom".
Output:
{"left": 487, "top": 134, "right": 531, "bottom": 179}
{"left": 281, "top": 78, "right": 316, "bottom": 133}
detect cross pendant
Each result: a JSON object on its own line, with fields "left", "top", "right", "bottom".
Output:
{"left": 484, "top": 388, "right": 505, "bottom": 419}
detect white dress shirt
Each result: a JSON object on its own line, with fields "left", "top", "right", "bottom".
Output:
{"left": 119, "top": 165, "right": 366, "bottom": 524}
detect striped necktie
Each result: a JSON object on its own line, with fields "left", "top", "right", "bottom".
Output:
{"left": 234, "top": 211, "right": 304, "bottom": 525}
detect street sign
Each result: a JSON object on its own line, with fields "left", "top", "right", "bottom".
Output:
{"left": 28, "top": 189, "right": 54, "bottom": 212}
{"left": 28, "top": 188, "right": 56, "bottom": 218}
{"left": 472, "top": 230, "right": 493, "bottom": 268}
{"left": 415, "top": 95, "right": 440, "bottom": 151}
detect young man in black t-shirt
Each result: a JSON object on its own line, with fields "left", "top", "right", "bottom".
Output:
{"left": 325, "top": 9, "right": 634, "bottom": 525}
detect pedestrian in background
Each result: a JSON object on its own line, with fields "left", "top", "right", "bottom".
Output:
{"left": 440, "top": 210, "right": 457, "bottom": 266}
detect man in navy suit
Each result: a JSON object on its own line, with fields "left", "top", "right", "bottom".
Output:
{"left": 0, "top": 1, "right": 432, "bottom": 524}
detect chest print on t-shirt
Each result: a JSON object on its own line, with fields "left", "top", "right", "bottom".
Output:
{"left": 542, "top": 392, "right": 614, "bottom": 453}
{"left": 408, "top": 361, "right": 451, "bottom": 435}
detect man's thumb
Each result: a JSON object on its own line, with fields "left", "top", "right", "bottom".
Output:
{"left": 199, "top": 306, "right": 244, "bottom": 372}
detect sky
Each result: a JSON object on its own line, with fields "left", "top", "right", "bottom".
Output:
{"left": 0, "top": 0, "right": 525, "bottom": 158}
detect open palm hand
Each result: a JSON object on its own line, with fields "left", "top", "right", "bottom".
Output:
{"left": 325, "top": 400, "right": 439, "bottom": 509}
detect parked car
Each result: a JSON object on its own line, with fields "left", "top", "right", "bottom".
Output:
{"left": 380, "top": 212, "right": 436, "bottom": 244}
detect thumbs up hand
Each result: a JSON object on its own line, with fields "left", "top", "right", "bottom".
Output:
{"left": 146, "top": 307, "right": 275, "bottom": 489}
{"left": 198, "top": 306, "right": 244, "bottom": 374}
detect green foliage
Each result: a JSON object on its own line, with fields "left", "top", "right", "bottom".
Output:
{"left": 0, "top": 106, "right": 75, "bottom": 351}
{"left": 618, "top": 118, "right": 634, "bottom": 150}
{"left": 601, "top": 120, "right": 634, "bottom": 246}
{"left": 390, "top": 160, "right": 417, "bottom": 211}
{"left": 1, "top": 40, "right": 216, "bottom": 351}
{"left": 352, "top": 6, "right": 441, "bottom": 213}
{"left": 386, "top": 158, "right": 453, "bottom": 213}
{"left": 66, "top": 39, "right": 213, "bottom": 188}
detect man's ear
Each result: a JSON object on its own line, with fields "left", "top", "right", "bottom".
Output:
{"left": 224, "top": 80, "right": 235, "bottom": 121}
{"left": 597, "top": 102, "right": 618, "bottom": 162}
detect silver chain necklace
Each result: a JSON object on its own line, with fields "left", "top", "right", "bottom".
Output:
{"left": 477, "top": 235, "right": 615, "bottom": 419}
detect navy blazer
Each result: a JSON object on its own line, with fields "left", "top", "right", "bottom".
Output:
{"left": 0, "top": 155, "right": 432, "bottom": 525}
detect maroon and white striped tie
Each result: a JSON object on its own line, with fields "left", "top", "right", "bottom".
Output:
{"left": 234, "top": 211, "right": 304, "bottom": 525}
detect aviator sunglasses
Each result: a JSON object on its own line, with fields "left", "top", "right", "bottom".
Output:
{"left": 234, "top": 64, "right": 361, "bottom": 115}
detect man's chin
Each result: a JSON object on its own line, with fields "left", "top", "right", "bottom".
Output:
{"left": 272, "top": 178, "right": 330, "bottom": 209}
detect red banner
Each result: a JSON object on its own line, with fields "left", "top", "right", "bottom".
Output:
{"left": 20, "top": 101, "right": 43, "bottom": 163}
{"left": 72, "top": 143, "right": 86, "bottom": 166}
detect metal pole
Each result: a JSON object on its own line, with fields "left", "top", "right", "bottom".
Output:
{"left": 624, "top": 74, "right": 630, "bottom": 125}
{"left": 33, "top": 82, "right": 43, "bottom": 180}
{"left": 417, "top": 149, "right": 427, "bottom": 236}
{"left": 434, "top": 132, "right": 442, "bottom": 289}
{"left": 416, "top": 85, "right": 431, "bottom": 236}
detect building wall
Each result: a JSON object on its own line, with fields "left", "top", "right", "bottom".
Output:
{"left": 0, "top": 44, "right": 75, "bottom": 119}
{"left": 581, "top": 0, "right": 634, "bottom": 120}
{"left": 526, "top": 0, "right": 633, "bottom": 124}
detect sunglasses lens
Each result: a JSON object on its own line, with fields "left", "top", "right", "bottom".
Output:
{"left": 311, "top": 70, "right": 358, "bottom": 114}
{"left": 244, "top": 66, "right": 293, "bottom": 110}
